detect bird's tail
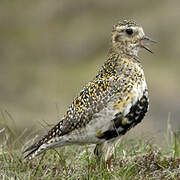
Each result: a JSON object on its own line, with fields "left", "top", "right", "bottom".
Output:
{"left": 23, "top": 136, "right": 48, "bottom": 159}
{"left": 23, "top": 119, "right": 69, "bottom": 159}
{"left": 23, "top": 134, "right": 67, "bottom": 159}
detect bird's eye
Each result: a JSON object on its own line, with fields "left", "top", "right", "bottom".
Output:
{"left": 125, "top": 28, "right": 133, "bottom": 35}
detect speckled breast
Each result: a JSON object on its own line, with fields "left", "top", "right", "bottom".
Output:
{"left": 98, "top": 90, "right": 149, "bottom": 140}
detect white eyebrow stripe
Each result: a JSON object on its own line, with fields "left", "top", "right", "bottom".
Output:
{"left": 116, "top": 26, "right": 126, "bottom": 31}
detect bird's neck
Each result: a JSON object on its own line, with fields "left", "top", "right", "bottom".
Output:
{"left": 111, "top": 42, "right": 140, "bottom": 57}
{"left": 108, "top": 48, "right": 140, "bottom": 63}
{"left": 96, "top": 49, "right": 141, "bottom": 78}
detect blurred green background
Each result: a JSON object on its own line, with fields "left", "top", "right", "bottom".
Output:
{"left": 0, "top": 0, "right": 180, "bottom": 145}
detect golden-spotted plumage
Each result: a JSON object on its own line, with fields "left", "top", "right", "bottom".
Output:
{"left": 24, "top": 20, "right": 156, "bottom": 162}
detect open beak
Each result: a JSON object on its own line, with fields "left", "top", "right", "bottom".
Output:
{"left": 139, "top": 35, "right": 157, "bottom": 53}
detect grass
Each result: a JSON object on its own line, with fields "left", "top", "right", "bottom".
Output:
{"left": 0, "top": 113, "right": 180, "bottom": 179}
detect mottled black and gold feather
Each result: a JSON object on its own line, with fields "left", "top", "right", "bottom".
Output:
{"left": 24, "top": 19, "right": 155, "bottom": 161}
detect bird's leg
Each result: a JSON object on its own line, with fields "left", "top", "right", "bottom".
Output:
{"left": 94, "top": 143, "right": 104, "bottom": 159}
{"left": 94, "top": 138, "right": 121, "bottom": 169}
{"left": 103, "top": 140, "right": 116, "bottom": 168}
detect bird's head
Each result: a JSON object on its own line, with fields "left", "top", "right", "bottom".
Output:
{"left": 111, "top": 20, "right": 156, "bottom": 56}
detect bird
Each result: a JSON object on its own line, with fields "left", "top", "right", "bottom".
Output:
{"left": 23, "top": 20, "right": 156, "bottom": 163}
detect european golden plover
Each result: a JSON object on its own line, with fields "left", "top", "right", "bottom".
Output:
{"left": 24, "top": 20, "right": 156, "bottom": 163}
